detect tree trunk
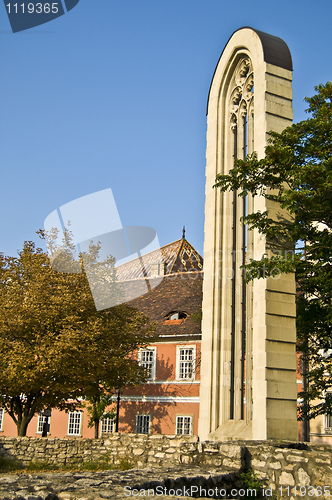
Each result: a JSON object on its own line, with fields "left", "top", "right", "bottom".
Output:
{"left": 16, "top": 417, "right": 31, "bottom": 437}
{"left": 92, "top": 400, "right": 100, "bottom": 438}
{"left": 94, "top": 419, "right": 100, "bottom": 439}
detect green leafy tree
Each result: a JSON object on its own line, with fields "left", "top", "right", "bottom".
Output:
{"left": 83, "top": 394, "right": 116, "bottom": 438}
{"left": 78, "top": 310, "right": 153, "bottom": 438}
{"left": 0, "top": 235, "right": 155, "bottom": 436}
{"left": 214, "top": 82, "right": 332, "bottom": 421}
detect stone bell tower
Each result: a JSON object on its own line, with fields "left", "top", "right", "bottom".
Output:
{"left": 198, "top": 27, "right": 298, "bottom": 441}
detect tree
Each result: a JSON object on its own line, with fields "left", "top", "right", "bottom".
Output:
{"left": 0, "top": 237, "right": 155, "bottom": 436}
{"left": 214, "top": 82, "right": 332, "bottom": 421}
{"left": 77, "top": 308, "right": 153, "bottom": 438}
{"left": 83, "top": 394, "right": 116, "bottom": 438}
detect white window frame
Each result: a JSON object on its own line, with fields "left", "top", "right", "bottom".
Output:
{"left": 176, "top": 415, "right": 193, "bottom": 435}
{"left": 176, "top": 345, "right": 196, "bottom": 381}
{"left": 324, "top": 390, "right": 332, "bottom": 433}
{"left": 67, "top": 411, "right": 82, "bottom": 436}
{"left": 37, "top": 413, "right": 51, "bottom": 434}
{"left": 325, "top": 410, "right": 332, "bottom": 433}
{"left": 135, "top": 414, "right": 151, "bottom": 434}
{"left": 100, "top": 416, "right": 114, "bottom": 435}
{"left": 138, "top": 347, "right": 156, "bottom": 381}
{"left": 0, "top": 409, "right": 4, "bottom": 431}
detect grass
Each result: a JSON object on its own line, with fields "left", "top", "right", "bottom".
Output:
{"left": 0, "top": 456, "right": 19, "bottom": 472}
{"left": 117, "top": 458, "right": 133, "bottom": 471}
{"left": 240, "top": 469, "right": 278, "bottom": 500}
{"left": 0, "top": 454, "right": 134, "bottom": 474}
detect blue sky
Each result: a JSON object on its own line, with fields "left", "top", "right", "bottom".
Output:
{"left": 1, "top": 0, "right": 331, "bottom": 259}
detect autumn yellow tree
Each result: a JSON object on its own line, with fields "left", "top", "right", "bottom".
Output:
{"left": 0, "top": 239, "right": 154, "bottom": 436}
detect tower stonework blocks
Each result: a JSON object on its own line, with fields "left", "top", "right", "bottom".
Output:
{"left": 199, "top": 28, "right": 298, "bottom": 441}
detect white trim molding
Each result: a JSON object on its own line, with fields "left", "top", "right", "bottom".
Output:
{"left": 115, "top": 395, "right": 199, "bottom": 403}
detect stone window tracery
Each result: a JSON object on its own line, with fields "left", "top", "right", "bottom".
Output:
{"left": 229, "top": 57, "right": 254, "bottom": 133}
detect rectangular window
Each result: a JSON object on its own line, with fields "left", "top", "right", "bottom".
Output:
{"left": 138, "top": 347, "right": 156, "bottom": 380}
{"left": 324, "top": 391, "right": 332, "bottom": 433}
{"left": 37, "top": 414, "right": 51, "bottom": 434}
{"left": 176, "top": 416, "right": 192, "bottom": 435}
{"left": 177, "top": 346, "right": 195, "bottom": 380}
{"left": 101, "top": 417, "right": 114, "bottom": 434}
{"left": 135, "top": 414, "right": 150, "bottom": 434}
{"left": 325, "top": 413, "right": 332, "bottom": 433}
{"left": 0, "top": 409, "right": 4, "bottom": 431}
{"left": 68, "top": 411, "right": 82, "bottom": 436}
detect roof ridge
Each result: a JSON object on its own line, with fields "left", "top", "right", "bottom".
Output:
{"left": 115, "top": 238, "right": 183, "bottom": 270}
{"left": 114, "top": 269, "right": 203, "bottom": 282}
{"left": 114, "top": 238, "right": 203, "bottom": 282}
{"left": 168, "top": 238, "right": 185, "bottom": 274}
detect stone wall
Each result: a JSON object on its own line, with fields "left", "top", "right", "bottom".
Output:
{"left": 1, "top": 435, "right": 332, "bottom": 492}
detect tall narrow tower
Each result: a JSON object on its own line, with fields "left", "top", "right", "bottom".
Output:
{"left": 199, "top": 28, "right": 298, "bottom": 441}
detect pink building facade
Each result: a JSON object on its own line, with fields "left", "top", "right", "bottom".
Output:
{"left": 1, "top": 238, "right": 203, "bottom": 439}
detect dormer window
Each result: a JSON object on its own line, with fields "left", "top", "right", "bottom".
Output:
{"left": 165, "top": 311, "right": 188, "bottom": 321}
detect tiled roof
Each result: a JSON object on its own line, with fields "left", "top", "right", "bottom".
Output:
{"left": 114, "top": 238, "right": 203, "bottom": 339}
{"left": 115, "top": 239, "right": 203, "bottom": 282}
{"left": 126, "top": 271, "right": 203, "bottom": 339}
